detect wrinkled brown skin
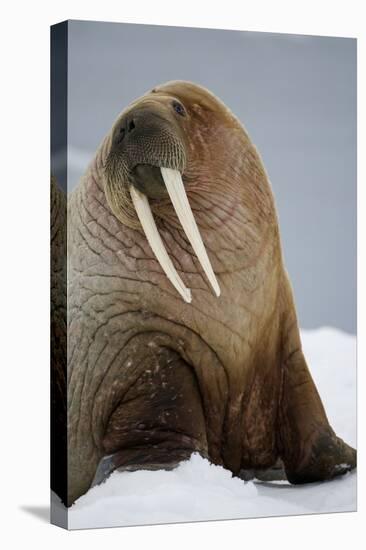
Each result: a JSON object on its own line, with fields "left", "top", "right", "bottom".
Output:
{"left": 66, "top": 81, "right": 356, "bottom": 506}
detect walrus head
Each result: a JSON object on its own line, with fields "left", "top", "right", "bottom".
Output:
{"left": 103, "top": 80, "right": 266, "bottom": 303}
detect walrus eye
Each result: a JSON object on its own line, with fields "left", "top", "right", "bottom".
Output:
{"left": 172, "top": 100, "right": 186, "bottom": 116}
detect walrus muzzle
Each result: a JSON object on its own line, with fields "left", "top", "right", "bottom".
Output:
{"left": 104, "top": 106, "right": 221, "bottom": 302}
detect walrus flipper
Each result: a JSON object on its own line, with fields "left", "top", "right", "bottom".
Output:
{"left": 239, "top": 458, "right": 287, "bottom": 482}
{"left": 278, "top": 278, "right": 356, "bottom": 483}
{"left": 279, "top": 345, "right": 356, "bottom": 484}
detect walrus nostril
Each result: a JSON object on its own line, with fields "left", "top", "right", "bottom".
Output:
{"left": 113, "top": 118, "right": 134, "bottom": 146}
{"left": 114, "top": 126, "right": 126, "bottom": 145}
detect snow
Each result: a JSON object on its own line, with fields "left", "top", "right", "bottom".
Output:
{"left": 68, "top": 327, "right": 357, "bottom": 529}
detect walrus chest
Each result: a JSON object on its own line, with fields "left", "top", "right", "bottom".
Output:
{"left": 68, "top": 187, "right": 282, "bottom": 470}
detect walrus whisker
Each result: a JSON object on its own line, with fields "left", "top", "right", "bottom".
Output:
{"left": 129, "top": 184, "right": 192, "bottom": 303}
{"left": 161, "top": 167, "right": 221, "bottom": 297}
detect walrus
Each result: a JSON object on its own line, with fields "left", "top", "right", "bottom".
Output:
{"left": 58, "top": 80, "right": 356, "bottom": 507}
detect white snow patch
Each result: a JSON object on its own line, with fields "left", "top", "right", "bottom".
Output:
{"left": 68, "top": 327, "right": 357, "bottom": 529}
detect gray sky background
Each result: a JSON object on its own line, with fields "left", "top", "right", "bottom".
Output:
{"left": 64, "top": 20, "right": 356, "bottom": 333}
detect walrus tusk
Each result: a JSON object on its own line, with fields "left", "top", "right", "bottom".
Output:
{"left": 161, "top": 167, "right": 221, "bottom": 297}
{"left": 129, "top": 185, "right": 192, "bottom": 303}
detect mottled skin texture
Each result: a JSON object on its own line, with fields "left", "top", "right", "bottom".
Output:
{"left": 65, "top": 81, "right": 356, "bottom": 507}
